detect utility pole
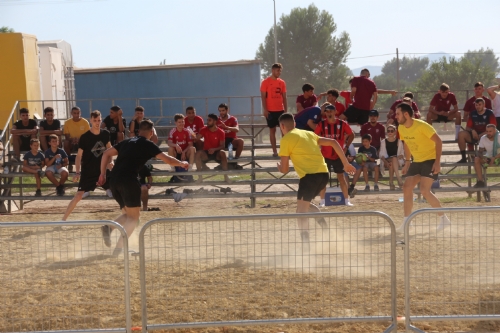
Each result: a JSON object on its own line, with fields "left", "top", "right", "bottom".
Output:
{"left": 396, "top": 48, "right": 400, "bottom": 93}
{"left": 273, "top": 0, "right": 278, "bottom": 63}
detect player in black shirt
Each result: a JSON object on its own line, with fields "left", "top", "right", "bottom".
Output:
{"left": 98, "top": 119, "right": 188, "bottom": 254}
{"left": 39, "top": 107, "right": 62, "bottom": 151}
{"left": 102, "top": 105, "right": 126, "bottom": 145}
{"left": 11, "top": 108, "right": 38, "bottom": 159}
{"left": 62, "top": 110, "right": 112, "bottom": 221}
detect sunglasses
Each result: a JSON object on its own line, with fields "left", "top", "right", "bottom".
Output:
{"left": 387, "top": 130, "right": 395, "bottom": 133}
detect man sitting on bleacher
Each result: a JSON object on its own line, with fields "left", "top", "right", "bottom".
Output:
{"left": 463, "top": 82, "right": 492, "bottom": 123}
{"left": 102, "top": 105, "right": 126, "bottom": 145}
{"left": 217, "top": 103, "right": 244, "bottom": 159}
{"left": 426, "top": 83, "right": 461, "bottom": 140}
{"left": 473, "top": 124, "right": 500, "bottom": 188}
{"left": 360, "top": 110, "right": 385, "bottom": 151}
{"left": 39, "top": 107, "right": 62, "bottom": 152}
{"left": 184, "top": 106, "right": 205, "bottom": 150}
{"left": 195, "top": 113, "right": 230, "bottom": 183}
{"left": 11, "top": 107, "right": 38, "bottom": 160}
{"left": 129, "top": 106, "right": 158, "bottom": 144}
{"left": 457, "top": 98, "right": 497, "bottom": 163}
{"left": 63, "top": 106, "right": 90, "bottom": 162}
{"left": 168, "top": 114, "right": 195, "bottom": 168}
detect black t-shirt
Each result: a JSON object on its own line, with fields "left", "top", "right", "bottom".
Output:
{"left": 103, "top": 115, "right": 126, "bottom": 144}
{"left": 358, "top": 145, "right": 379, "bottom": 160}
{"left": 14, "top": 119, "right": 37, "bottom": 141}
{"left": 40, "top": 119, "right": 61, "bottom": 140}
{"left": 129, "top": 117, "right": 151, "bottom": 137}
{"left": 79, "top": 129, "right": 110, "bottom": 177}
{"left": 111, "top": 136, "right": 162, "bottom": 179}
{"left": 385, "top": 139, "right": 399, "bottom": 157}
{"left": 138, "top": 164, "right": 152, "bottom": 184}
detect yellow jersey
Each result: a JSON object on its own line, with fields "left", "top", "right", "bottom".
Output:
{"left": 398, "top": 119, "right": 437, "bottom": 162}
{"left": 279, "top": 128, "right": 328, "bottom": 178}
{"left": 63, "top": 118, "right": 90, "bottom": 139}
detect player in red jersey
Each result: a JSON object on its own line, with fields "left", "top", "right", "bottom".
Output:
{"left": 463, "top": 82, "right": 492, "bottom": 122}
{"left": 360, "top": 110, "right": 386, "bottom": 151}
{"left": 195, "top": 113, "right": 230, "bottom": 183}
{"left": 184, "top": 106, "right": 205, "bottom": 151}
{"left": 322, "top": 89, "right": 346, "bottom": 118}
{"left": 168, "top": 114, "right": 195, "bottom": 168}
{"left": 426, "top": 83, "right": 461, "bottom": 140}
{"left": 217, "top": 103, "right": 244, "bottom": 159}
{"left": 315, "top": 104, "right": 355, "bottom": 207}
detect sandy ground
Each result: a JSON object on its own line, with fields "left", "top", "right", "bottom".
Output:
{"left": 1, "top": 188, "right": 500, "bottom": 333}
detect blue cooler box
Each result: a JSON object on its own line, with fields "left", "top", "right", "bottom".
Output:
{"left": 325, "top": 187, "right": 345, "bottom": 206}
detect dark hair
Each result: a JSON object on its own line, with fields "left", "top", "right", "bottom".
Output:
{"left": 439, "top": 83, "right": 450, "bottom": 92}
{"left": 186, "top": 106, "right": 195, "bottom": 112}
{"left": 135, "top": 106, "right": 145, "bottom": 112}
{"left": 90, "top": 110, "right": 101, "bottom": 118}
{"left": 362, "top": 134, "right": 372, "bottom": 141}
{"left": 139, "top": 119, "right": 154, "bottom": 131}
{"left": 361, "top": 68, "right": 370, "bottom": 75}
{"left": 327, "top": 89, "right": 339, "bottom": 98}
{"left": 278, "top": 113, "right": 294, "bottom": 128}
{"left": 174, "top": 114, "right": 184, "bottom": 121}
{"left": 403, "top": 92, "right": 414, "bottom": 99}
{"left": 110, "top": 105, "right": 121, "bottom": 112}
{"left": 19, "top": 108, "right": 29, "bottom": 114}
{"left": 218, "top": 103, "right": 228, "bottom": 110}
{"left": 474, "top": 82, "right": 484, "bottom": 88}
{"left": 49, "top": 134, "right": 58, "bottom": 142}
{"left": 271, "top": 63, "right": 283, "bottom": 69}
{"left": 349, "top": 78, "right": 353, "bottom": 84}
{"left": 207, "top": 113, "right": 218, "bottom": 121}
{"left": 302, "top": 83, "right": 314, "bottom": 92}
{"left": 30, "top": 138, "right": 40, "bottom": 145}
{"left": 397, "top": 102, "right": 414, "bottom": 117}
{"left": 475, "top": 98, "right": 485, "bottom": 104}
{"left": 43, "top": 107, "right": 54, "bottom": 114}
{"left": 71, "top": 106, "right": 81, "bottom": 112}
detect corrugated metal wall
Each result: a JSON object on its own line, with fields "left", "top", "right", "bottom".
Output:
{"left": 74, "top": 61, "right": 262, "bottom": 122}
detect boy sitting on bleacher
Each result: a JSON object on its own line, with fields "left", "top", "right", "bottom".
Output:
{"left": 473, "top": 124, "right": 500, "bottom": 188}
{"left": 44, "top": 134, "right": 69, "bottom": 196}
{"left": 357, "top": 134, "right": 380, "bottom": 192}
{"left": 22, "top": 138, "right": 45, "bottom": 197}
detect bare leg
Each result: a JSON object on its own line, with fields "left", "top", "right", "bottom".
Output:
{"left": 40, "top": 136, "right": 49, "bottom": 152}
{"left": 12, "top": 136, "right": 21, "bottom": 158}
{"left": 187, "top": 146, "right": 196, "bottom": 166}
{"left": 374, "top": 165, "right": 380, "bottom": 183}
{"left": 419, "top": 177, "right": 443, "bottom": 215}
{"left": 296, "top": 199, "right": 312, "bottom": 230}
{"left": 218, "top": 150, "right": 230, "bottom": 183}
{"left": 337, "top": 172, "right": 349, "bottom": 198}
{"left": 63, "top": 139, "right": 72, "bottom": 156}
{"left": 362, "top": 165, "right": 369, "bottom": 184}
{"left": 232, "top": 138, "right": 244, "bottom": 158}
{"left": 167, "top": 146, "right": 176, "bottom": 157}
{"left": 474, "top": 157, "right": 484, "bottom": 181}
{"left": 391, "top": 157, "right": 403, "bottom": 185}
{"left": 117, "top": 132, "right": 124, "bottom": 143}
{"left": 45, "top": 171, "right": 60, "bottom": 187}
{"left": 115, "top": 206, "right": 140, "bottom": 249}
{"left": 141, "top": 186, "right": 149, "bottom": 211}
{"left": 62, "top": 191, "right": 84, "bottom": 221}
{"left": 59, "top": 170, "right": 68, "bottom": 185}
{"left": 403, "top": 175, "right": 421, "bottom": 217}
{"left": 195, "top": 150, "right": 208, "bottom": 182}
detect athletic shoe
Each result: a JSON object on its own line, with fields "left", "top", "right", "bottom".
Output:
{"left": 364, "top": 184, "right": 370, "bottom": 192}
{"left": 473, "top": 181, "right": 485, "bottom": 188}
{"left": 374, "top": 184, "right": 380, "bottom": 191}
{"left": 37, "top": 170, "right": 45, "bottom": 178}
{"left": 35, "top": 189, "right": 42, "bottom": 197}
{"left": 348, "top": 187, "right": 357, "bottom": 198}
{"left": 316, "top": 217, "right": 328, "bottom": 230}
{"left": 319, "top": 199, "right": 325, "bottom": 208}
{"left": 457, "top": 158, "right": 468, "bottom": 164}
{"left": 56, "top": 185, "right": 64, "bottom": 196}
{"left": 106, "top": 189, "right": 113, "bottom": 198}
{"left": 101, "top": 225, "right": 112, "bottom": 247}
{"left": 345, "top": 199, "right": 354, "bottom": 207}
{"left": 437, "top": 215, "right": 451, "bottom": 231}
{"left": 82, "top": 192, "right": 90, "bottom": 199}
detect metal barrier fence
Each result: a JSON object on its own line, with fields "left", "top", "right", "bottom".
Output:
{"left": 0, "top": 220, "right": 131, "bottom": 333}
{"left": 139, "top": 212, "right": 397, "bottom": 333}
{"left": 403, "top": 207, "right": 500, "bottom": 333}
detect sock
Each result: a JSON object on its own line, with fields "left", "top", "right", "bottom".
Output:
{"left": 455, "top": 125, "right": 461, "bottom": 139}
{"left": 461, "top": 150, "right": 466, "bottom": 159}
{"left": 320, "top": 199, "right": 325, "bottom": 205}
{"left": 349, "top": 183, "right": 354, "bottom": 188}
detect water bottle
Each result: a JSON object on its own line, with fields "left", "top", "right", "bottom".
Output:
{"left": 228, "top": 143, "right": 234, "bottom": 160}
{"left": 56, "top": 157, "right": 62, "bottom": 165}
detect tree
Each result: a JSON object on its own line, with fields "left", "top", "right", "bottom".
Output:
{"left": 255, "top": 4, "right": 351, "bottom": 96}
{"left": 0, "top": 26, "right": 14, "bottom": 33}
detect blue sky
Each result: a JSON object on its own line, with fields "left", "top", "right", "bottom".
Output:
{"left": 1, "top": 0, "right": 499, "bottom": 70}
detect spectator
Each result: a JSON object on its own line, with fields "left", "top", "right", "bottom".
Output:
{"left": 357, "top": 134, "right": 380, "bottom": 191}
{"left": 102, "top": 105, "right": 126, "bottom": 145}
{"left": 486, "top": 84, "right": 500, "bottom": 130}
{"left": 296, "top": 83, "right": 322, "bottom": 112}
{"left": 22, "top": 138, "right": 45, "bottom": 197}
{"left": 473, "top": 124, "right": 500, "bottom": 188}
{"left": 260, "top": 63, "right": 287, "bottom": 157}
{"left": 387, "top": 93, "right": 421, "bottom": 126}
{"left": 426, "top": 83, "right": 461, "bottom": 140}
{"left": 314, "top": 104, "right": 355, "bottom": 207}
{"left": 139, "top": 164, "right": 153, "bottom": 211}
{"left": 345, "top": 143, "right": 362, "bottom": 198}
{"left": 339, "top": 85, "right": 353, "bottom": 110}
{"left": 324, "top": 89, "right": 346, "bottom": 118}
{"left": 168, "top": 114, "right": 195, "bottom": 168}
{"left": 11, "top": 108, "right": 38, "bottom": 160}
{"left": 195, "top": 113, "right": 230, "bottom": 183}
{"left": 463, "top": 82, "right": 492, "bottom": 122}
{"left": 380, "top": 125, "right": 405, "bottom": 190}
{"left": 184, "top": 106, "right": 205, "bottom": 151}
{"left": 457, "top": 98, "right": 497, "bottom": 163}
{"left": 63, "top": 106, "right": 90, "bottom": 157}
{"left": 129, "top": 106, "right": 158, "bottom": 143}
{"left": 39, "top": 107, "right": 62, "bottom": 151}
{"left": 44, "top": 134, "right": 69, "bottom": 196}
{"left": 294, "top": 103, "right": 329, "bottom": 131}
{"left": 217, "top": 103, "right": 244, "bottom": 159}
{"left": 360, "top": 110, "right": 385, "bottom": 150}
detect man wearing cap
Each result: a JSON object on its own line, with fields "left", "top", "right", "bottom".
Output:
{"left": 294, "top": 103, "right": 330, "bottom": 131}
{"left": 360, "top": 110, "right": 386, "bottom": 151}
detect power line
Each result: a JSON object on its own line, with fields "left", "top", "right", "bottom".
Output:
{"left": 347, "top": 52, "right": 500, "bottom": 61}
{"left": 0, "top": 0, "right": 105, "bottom": 5}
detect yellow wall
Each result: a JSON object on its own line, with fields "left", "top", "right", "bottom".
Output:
{"left": 0, "top": 33, "right": 42, "bottom": 129}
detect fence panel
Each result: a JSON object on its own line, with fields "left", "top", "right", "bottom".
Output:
{"left": 139, "top": 212, "right": 397, "bottom": 332}
{"left": 0, "top": 220, "right": 131, "bottom": 333}
{"left": 403, "top": 207, "right": 500, "bottom": 333}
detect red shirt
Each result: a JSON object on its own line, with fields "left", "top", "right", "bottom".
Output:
{"left": 199, "top": 126, "right": 225, "bottom": 150}
{"left": 217, "top": 115, "right": 238, "bottom": 139}
{"left": 168, "top": 128, "right": 192, "bottom": 150}
{"left": 314, "top": 119, "right": 353, "bottom": 160}
{"left": 389, "top": 100, "right": 421, "bottom": 122}
{"left": 463, "top": 96, "right": 492, "bottom": 113}
{"left": 260, "top": 77, "right": 287, "bottom": 112}
{"left": 334, "top": 101, "right": 346, "bottom": 117}
{"left": 466, "top": 109, "right": 497, "bottom": 134}
{"left": 184, "top": 115, "right": 204, "bottom": 134}
{"left": 351, "top": 76, "right": 377, "bottom": 110}
{"left": 430, "top": 92, "right": 458, "bottom": 111}
{"left": 296, "top": 94, "right": 318, "bottom": 109}
{"left": 360, "top": 122, "right": 386, "bottom": 149}
{"left": 340, "top": 91, "right": 352, "bottom": 108}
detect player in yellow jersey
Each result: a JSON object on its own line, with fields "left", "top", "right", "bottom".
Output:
{"left": 395, "top": 103, "right": 450, "bottom": 231}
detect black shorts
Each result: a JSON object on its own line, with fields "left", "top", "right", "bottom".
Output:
{"left": 176, "top": 153, "right": 182, "bottom": 160}
{"left": 435, "top": 115, "right": 450, "bottom": 123}
{"left": 266, "top": 111, "right": 284, "bottom": 128}
{"left": 325, "top": 158, "right": 344, "bottom": 173}
{"left": 204, "top": 150, "right": 219, "bottom": 161}
{"left": 496, "top": 117, "right": 500, "bottom": 131}
{"left": 20, "top": 137, "right": 31, "bottom": 151}
{"left": 297, "top": 172, "right": 329, "bottom": 201}
{"left": 110, "top": 177, "right": 141, "bottom": 209}
{"left": 406, "top": 159, "right": 439, "bottom": 180}
{"left": 463, "top": 130, "right": 479, "bottom": 145}
{"left": 77, "top": 170, "right": 110, "bottom": 192}
{"left": 224, "top": 137, "right": 234, "bottom": 149}
{"left": 343, "top": 105, "right": 369, "bottom": 125}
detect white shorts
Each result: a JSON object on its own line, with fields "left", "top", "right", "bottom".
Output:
{"left": 46, "top": 165, "right": 68, "bottom": 175}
